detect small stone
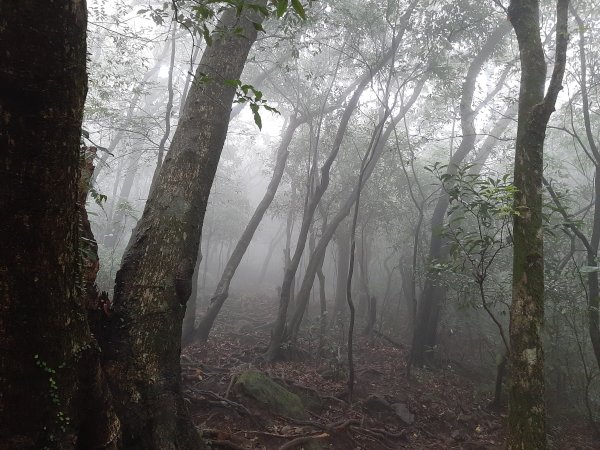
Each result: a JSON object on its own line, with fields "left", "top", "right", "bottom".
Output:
{"left": 392, "top": 402, "right": 415, "bottom": 424}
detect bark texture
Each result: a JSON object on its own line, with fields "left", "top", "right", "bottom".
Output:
{"left": 507, "top": 1, "right": 569, "bottom": 448}
{"left": 100, "top": 4, "right": 265, "bottom": 448}
{"left": 0, "top": 2, "right": 119, "bottom": 448}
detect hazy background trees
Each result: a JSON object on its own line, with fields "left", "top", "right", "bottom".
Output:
{"left": 5, "top": 0, "right": 597, "bottom": 446}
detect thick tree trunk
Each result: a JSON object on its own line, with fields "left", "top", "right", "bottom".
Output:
{"left": 507, "top": 1, "right": 568, "bottom": 448}
{"left": 410, "top": 22, "right": 511, "bottom": 367}
{"left": 100, "top": 4, "right": 265, "bottom": 448}
{"left": 0, "top": 2, "right": 119, "bottom": 448}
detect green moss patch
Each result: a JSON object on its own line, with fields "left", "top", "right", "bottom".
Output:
{"left": 235, "top": 371, "right": 307, "bottom": 419}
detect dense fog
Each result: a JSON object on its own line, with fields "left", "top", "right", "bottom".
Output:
{"left": 2, "top": 0, "right": 599, "bottom": 448}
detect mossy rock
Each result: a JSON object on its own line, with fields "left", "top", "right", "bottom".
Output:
{"left": 235, "top": 371, "right": 307, "bottom": 419}
{"left": 277, "top": 382, "right": 323, "bottom": 413}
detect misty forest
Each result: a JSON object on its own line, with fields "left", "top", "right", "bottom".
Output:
{"left": 3, "top": 0, "right": 600, "bottom": 449}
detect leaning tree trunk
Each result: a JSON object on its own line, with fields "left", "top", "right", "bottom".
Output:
{"left": 410, "top": 22, "right": 512, "bottom": 367}
{"left": 189, "top": 116, "right": 301, "bottom": 343}
{"left": 0, "top": 2, "right": 120, "bottom": 448}
{"left": 506, "top": 1, "right": 568, "bottom": 448}
{"left": 265, "top": 74, "right": 372, "bottom": 360}
{"left": 100, "top": 4, "right": 266, "bottom": 448}
{"left": 265, "top": 2, "right": 420, "bottom": 360}
{"left": 287, "top": 78, "right": 427, "bottom": 341}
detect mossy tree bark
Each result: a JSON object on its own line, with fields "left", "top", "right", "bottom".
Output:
{"left": 0, "top": 2, "right": 120, "bottom": 448}
{"left": 506, "top": 0, "right": 569, "bottom": 448}
{"left": 100, "top": 3, "right": 266, "bottom": 448}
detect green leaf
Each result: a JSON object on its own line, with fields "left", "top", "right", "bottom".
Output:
{"left": 291, "top": 0, "right": 306, "bottom": 19}
{"left": 276, "top": 0, "right": 288, "bottom": 18}
{"left": 250, "top": 103, "right": 262, "bottom": 130}
{"left": 263, "top": 105, "right": 279, "bottom": 114}
{"left": 224, "top": 79, "right": 241, "bottom": 88}
{"left": 253, "top": 111, "right": 262, "bottom": 130}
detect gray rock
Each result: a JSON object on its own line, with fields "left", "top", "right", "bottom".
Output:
{"left": 392, "top": 402, "right": 415, "bottom": 424}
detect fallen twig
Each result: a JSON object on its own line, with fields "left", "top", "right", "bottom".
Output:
{"left": 278, "top": 432, "right": 329, "bottom": 450}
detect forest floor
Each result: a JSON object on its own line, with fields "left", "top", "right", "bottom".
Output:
{"left": 182, "top": 295, "right": 598, "bottom": 449}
